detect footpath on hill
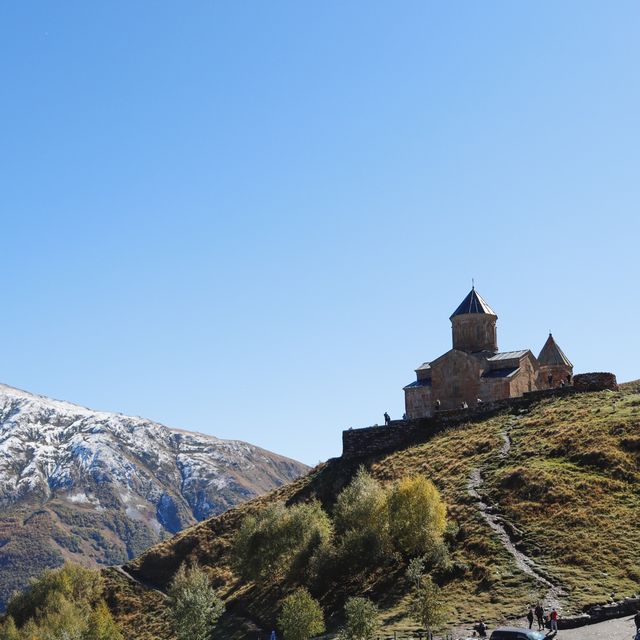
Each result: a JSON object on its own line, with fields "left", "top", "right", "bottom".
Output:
{"left": 466, "top": 415, "right": 565, "bottom": 612}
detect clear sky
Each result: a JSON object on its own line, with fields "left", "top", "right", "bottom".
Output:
{"left": 1, "top": 2, "right": 638, "bottom": 465}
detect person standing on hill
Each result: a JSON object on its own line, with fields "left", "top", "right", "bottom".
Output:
{"left": 534, "top": 604, "right": 544, "bottom": 630}
{"left": 526, "top": 606, "right": 534, "bottom": 629}
{"left": 550, "top": 608, "right": 559, "bottom": 631}
{"left": 384, "top": 411, "right": 391, "bottom": 426}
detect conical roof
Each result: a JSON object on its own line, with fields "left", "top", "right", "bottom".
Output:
{"left": 450, "top": 287, "right": 496, "bottom": 319}
{"left": 538, "top": 333, "right": 572, "bottom": 367}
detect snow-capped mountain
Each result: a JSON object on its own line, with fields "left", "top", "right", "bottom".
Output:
{"left": 0, "top": 383, "right": 308, "bottom": 609}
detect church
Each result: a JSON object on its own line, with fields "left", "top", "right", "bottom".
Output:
{"left": 403, "top": 288, "right": 573, "bottom": 419}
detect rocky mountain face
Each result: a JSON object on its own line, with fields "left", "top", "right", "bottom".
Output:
{"left": 0, "top": 383, "right": 308, "bottom": 610}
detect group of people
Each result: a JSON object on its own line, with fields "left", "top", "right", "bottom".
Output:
{"left": 526, "top": 604, "right": 559, "bottom": 632}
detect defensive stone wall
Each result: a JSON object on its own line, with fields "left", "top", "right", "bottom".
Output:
{"left": 573, "top": 371, "right": 618, "bottom": 392}
{"left": 342, "top": 372, "right": 618, "bottom": 458}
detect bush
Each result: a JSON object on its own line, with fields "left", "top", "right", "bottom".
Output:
{"left": 388, "top": 476, "right": 446, "bottom": 558}
{"left": 277, "top": 588, "right": 325, "bottom": 640}
{"left": 339, "top": 597, "right": 379, "bottom": 640}
{"left": 168, "top": 562, "right": 224, "bottom": 640}
{"left": 234, "top": 501, "right": 332, "bottom": 582}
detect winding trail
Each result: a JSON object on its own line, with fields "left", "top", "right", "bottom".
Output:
{"left": 466, "top": 416, "right": 566, "bottom": 612}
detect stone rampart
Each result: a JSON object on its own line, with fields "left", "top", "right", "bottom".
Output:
{"left": 573, "top": 371, "right": 618, "bottom": 392}
{"left": 342, "top": 373, "right": 617, "bottom": 458}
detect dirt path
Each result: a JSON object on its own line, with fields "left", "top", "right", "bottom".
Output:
{"left": 466, "top": 416, "right": 566, "bottom": 612}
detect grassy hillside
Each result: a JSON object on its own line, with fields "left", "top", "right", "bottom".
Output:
{"left": 105, "top": 384, "right": 640, "bottom": 638}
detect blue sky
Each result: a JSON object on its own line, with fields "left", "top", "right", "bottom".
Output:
{"left": 1, "top": 2, "right": 638, "bottom": 465}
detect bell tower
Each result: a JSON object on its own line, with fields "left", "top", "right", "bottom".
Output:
{"left": 450, "top": 287, "right": 498, "bottom": 353}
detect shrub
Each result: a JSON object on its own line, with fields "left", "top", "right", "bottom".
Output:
{"left": 168, "top": 562, "right": 224, "bottom": 640}
{"left": 277, "top": 588, "right": 325, "bottom": 640}
{"left": 388, "top": 476, "right": 446, "bottom": 558}
{"left": 339, "top": 597, "right": 379, "bottom": 640}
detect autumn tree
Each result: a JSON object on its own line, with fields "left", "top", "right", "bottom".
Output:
{"left": 388, "top": 475, "right": 446, "bottom": 557}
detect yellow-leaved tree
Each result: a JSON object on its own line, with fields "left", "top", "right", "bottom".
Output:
{"left": 387, "top": 475, "right": 446, "bottom": 557}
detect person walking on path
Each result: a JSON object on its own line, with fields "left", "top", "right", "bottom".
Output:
{"left": 526, "top": 607, "right": 534, "bottom": 629}
{"left": 384, "top": 411, "right": 391, "bottom": 426}
{"left": 550, "top": 608, "right": 559, "bottom": 632}
{"left": 534, "top": 604, "right": 544, "bottom": 631}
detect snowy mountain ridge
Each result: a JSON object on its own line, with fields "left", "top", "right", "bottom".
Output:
{"left": 0, "top": 382, "right": 308, "bottom": 609}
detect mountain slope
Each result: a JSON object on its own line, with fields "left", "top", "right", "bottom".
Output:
{"left": 0, "top": 383, "right": 308, "bottom": 610}
{"left": 106, "top": 383, "right": 639, "bottom": 639}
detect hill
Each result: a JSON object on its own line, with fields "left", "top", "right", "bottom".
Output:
{"left": 103, "top": 384, "right": 639, "bottom": 638}
{"left": 0, "top": 383, "right": 308, "bottom": 611}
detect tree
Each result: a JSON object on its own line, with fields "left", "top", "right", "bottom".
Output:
{"left": 8, "top": 563, "right": 103, "bottom": 628}
{"left": 333, "top": 468, "right": 390, "bottom": 566}
{"left": 85, "top": 601, "right": 124, "bottom": 640}
{"left": 412, "top": 575, "right": 444, "bottom": 632}
{"left": 0, "top": 617, "right": 19, "bottom": 640}
{"left": 388, "top": 475, "right": 446, "bottom": 557}
{"left": 340, "top": 597, "right": 379, "bottom": 640}
{"left": 19, "top": 620, "right": 41, "bottom": 640}
{"left": 168, "top": 562, "right": 224, "bottom": 640}
{"left": 35, "top": 591, "right": 87, "bottom": 640}
{"left": 405, "top": 556, "right": 425, "bottom": 590}
{"left": 4, "top": 563, "right": 121, "bottom": 640}
{"left": 277, "top": 588, "right": 325, "bottom": 640}
{"left": 234, "top": 501, "right": 332, "bottom": 582}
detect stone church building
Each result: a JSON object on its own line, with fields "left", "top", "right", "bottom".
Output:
{"left": 404, "top": 288, "right": 573, "bottom": 418}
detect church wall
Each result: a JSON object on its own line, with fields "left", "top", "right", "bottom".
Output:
{"left": 478, "top": 377, "right": 510, "bottom": 403}
{"left": 431, "top": 351, "right": 482, "bottom": 410}
{"left": 508, "top": 356, "right": 538, "bottom": 397}
{"left": 404, "top": 386, "right": 433, "bottom": 419}
{"left": 538, "top": 364, "right": 573, "bottom": 389}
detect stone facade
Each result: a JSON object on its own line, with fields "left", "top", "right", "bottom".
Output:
{"left": 404, "top": 288, "right": 574, "bottom": 419}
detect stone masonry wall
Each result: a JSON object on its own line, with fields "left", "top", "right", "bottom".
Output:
{"left": 573, "top": 371, "right": 618, "bottom": 391}
{"left": 342, "top": 372, "right": 617, "bottom": 458}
